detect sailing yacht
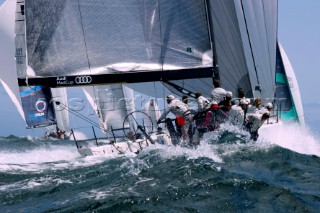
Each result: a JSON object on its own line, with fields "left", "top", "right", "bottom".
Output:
{"left": 0, "top": 0, "right": 70, "bottom": 139}
{"left": 0, "top": 0, "right": 304, "bottom": 156}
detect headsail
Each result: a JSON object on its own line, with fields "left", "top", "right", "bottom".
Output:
{"left": 275, "top": 43, "right": 305, "bottom": 126}
{"left": 0, "top": 0, "right": 24, "bottom": 120}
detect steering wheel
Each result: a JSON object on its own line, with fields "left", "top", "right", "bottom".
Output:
{"left": 122, "top": 111, "right": 154, "bottom": 138}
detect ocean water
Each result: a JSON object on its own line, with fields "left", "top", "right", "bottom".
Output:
{"left": 0, "top": 124, "right": 319, "bottom": 213}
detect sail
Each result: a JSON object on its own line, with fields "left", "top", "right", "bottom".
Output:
{"left": 83, "top": 84, "right": 135, "bottom": 131}
{"left": 16, "top": 0, "right": 214, "bottom": 87}
{"left": 234, "top": 0, "right": 278, "bottom": 99}
{"left": 275, "top": 43, "right": 305, "bottom": 126}
{"left": 51, "top": 88, "right": 70, "bottom": 132}
{"left": 144, "top": 99, "right": 161, "bottom": 132}
{"left": 19, "top": 86, "right": 56, "bottom": 128}
{"left": 207, "top": 0, "right": 253, "bottom": 97}
{"left": 0, "top": 0, "right": 24, "bottom": 120}
{"left": 201, "top": 0, "right": 278, "bottom": 99}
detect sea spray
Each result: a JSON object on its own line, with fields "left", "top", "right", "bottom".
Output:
{"left": 0, "top": 131, "right": 319, "bottom": 212}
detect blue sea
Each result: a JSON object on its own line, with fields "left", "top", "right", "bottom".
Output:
{"left": 0, "top": 124, "right": 319, "bottom": 212}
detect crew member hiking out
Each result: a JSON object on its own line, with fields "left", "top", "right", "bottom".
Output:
{"left": 157, "top": 95, "right": 192, "bottom": 144}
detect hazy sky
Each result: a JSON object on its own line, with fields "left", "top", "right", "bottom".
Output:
{"left": 278, "top": 0, "right": 320, "bottom": 104}
{"left": 0, "top": 0, "right": 319, "bottom": 136}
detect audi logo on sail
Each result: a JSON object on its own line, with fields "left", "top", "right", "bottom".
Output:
{"left": 75, "top": 76, "right": 92, "bottom": 84}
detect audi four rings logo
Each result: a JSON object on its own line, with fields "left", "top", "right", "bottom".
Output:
{"left": 75, "top": 76, "right": 92, "bottom": 84}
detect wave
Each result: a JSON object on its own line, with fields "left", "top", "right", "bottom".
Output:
{"left": 0, "top": 123, "right": 319, "bottom": 174}
{"left": 0, "top": 127, "right": 319, "bottom": 212}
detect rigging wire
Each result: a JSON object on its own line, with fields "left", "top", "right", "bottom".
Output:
{"left": 54, "top": 100, "right": 102, "bottom": 129}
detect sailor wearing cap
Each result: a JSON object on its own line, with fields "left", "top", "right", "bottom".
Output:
{"left": 247, "top": 98, "right": 262, "bottom": 114}
{"left": 238, "top": 99, "right": 249, "bottom": 123}
{"left": 158, "top": 95, "right": 192, "bottom": 142}
{"left": 266, "top": 102, "right": 273, "bottom": 110}
{"left": 258, "top": 102, "right": 273, "bottom": 116}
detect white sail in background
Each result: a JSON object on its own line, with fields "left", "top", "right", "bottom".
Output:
{"left": 0, "top": 0, "right": 24, "bottom": 120}
{"left": 51, "top": 88, "right": 70, "bottom": 132}
{"left": 83, "top": 84, "right": 136, "bottom": 131}
{"left": 144, "top": 99, "right": 161, "bottom": 132}
{"left": 82, "top": 86, "right": 106, "bottom": 131}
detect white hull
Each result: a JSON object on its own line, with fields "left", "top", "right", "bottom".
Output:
{"left": 77, "top": 131, "right": 173, "bottom": 157}
{"left": 77, "top": 118, "right": 286, "bottom": 157}
{"left": 259, "top": 119, "right": 283, "bottom": 141}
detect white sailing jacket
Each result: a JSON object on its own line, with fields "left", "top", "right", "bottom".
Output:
{"left": 246, "top": 113, "right": 266, "bottom": 132}
{"left": 158, "top": 99, "right": 189, "bottom": 121}
{"left": 211, "top": 87, "right": 227, "bottom": 103}
{"left": 228, "top": 105, "right": 245, "bottom": 125}
{"left": 197, "top": 96, "right": 211, "bottom": 112}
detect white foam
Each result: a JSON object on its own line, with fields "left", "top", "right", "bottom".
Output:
{"left": 0, "top": 176, "right": 73, "bottom": 192}
{"left": 0, "top": 144, "right": 113, "bottom": 172}
{"left": 141, "top": 141, "right": 223, "bottom": 164}
{"left": 260, "top": 123, "right": 320, "bottom": 157}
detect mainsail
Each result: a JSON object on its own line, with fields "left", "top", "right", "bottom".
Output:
{"left": 16, "top": 0, "right": 215, "bottom": 88}
{"left": 205, "top": 0, "right": 277, "bottom": 99}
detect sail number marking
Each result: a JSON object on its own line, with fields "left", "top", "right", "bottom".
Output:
{"left": 75, "top": 76, "right": 92, "bottom": 84}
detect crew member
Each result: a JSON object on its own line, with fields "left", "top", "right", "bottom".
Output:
{"left": 158, "top": 95, "right": 192, "bottom": 142}
{"left": 247, "top": 98, "right": 262, "bottom": 114}
{"left": 211, "top": 79, "right": 227, "bottom": 103}
{"left": 245, "top": 112, "right": 270, "bottom": 141}
{"left": 228, "top": 102, "right": 245, "bottom": 126}
{"left": 195, "top": 91, "right": 211, "bottom": 112}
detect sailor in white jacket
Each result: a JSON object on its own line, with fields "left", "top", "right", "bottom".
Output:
{"left": 158, "top": 95, "right": 191, "bottom": 141}
{"left": 211, "top": 79, "right": 227, "bottom": 103}
{"left": 195, "top": 92, "right": 211, "bottom": 112}
{"left": 228, "top": 104, "right": 245, "bottom": 126}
